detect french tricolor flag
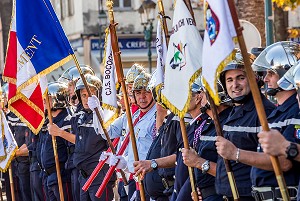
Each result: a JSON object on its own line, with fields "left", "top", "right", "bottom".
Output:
{"left": 3, "top": 0, "right": 74, "bottom": 134}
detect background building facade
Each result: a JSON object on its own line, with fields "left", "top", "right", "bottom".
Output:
{"left": 1, "top": 0, "right": 300, "bottom": 81}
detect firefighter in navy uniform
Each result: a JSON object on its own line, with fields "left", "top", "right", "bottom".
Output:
{"left": 6, "top": 111, "right": 32, "bottom": 201}
{"left": 257, "top": 62, "right": 300, "bottom": 200}
{"left": 49, "top": 74, "right": 116, "bottom": 201}
{"left": 249, "top": 41, "right": 300, "bottom": 200}
{"left": 181, "top": 80, "right": 232, "bottom": 201}
{"left": 157, "top": 112, "right": 192, "bottom": 198}
{"left": 41, "top": 82, "right": 73, "bottom": 201}
{"left": 36, "top": 116, "right": 50, "bottom": 200}
{"left": 87, "top": 64, "right": 146, "bottom": 201}
{"left": 215, "top": 50, "right": 275, "bottom": 201}
{"left": 58, "top": 64, "right": 95, "bottom": 201}
{"left": 168, "top": 77, "right": 209, "bottom": 201}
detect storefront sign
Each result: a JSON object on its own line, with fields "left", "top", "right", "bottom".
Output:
{"left": 91, "top": 38, "right": 156, "bottom": 51}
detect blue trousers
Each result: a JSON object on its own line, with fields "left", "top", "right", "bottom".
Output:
{"left": 30, "top": 169, "right": 44, "bottom": 201}
{"left": 118, "top": 181, "right": 128, "bottom": 201}
{"left": 127, "top": 179, "right": 150, "bottom": 201}
{"left": 15, "top": 162, "right": 32, "bottom": 201}
{"left": 70, "top": 168, "right": 80, "bottom": 201}
{"left": 78, "top": 173, "right": 114, "bottom": 201}
{"left": 48, "top": 182, "right": 73, "bottom": 201}
{"left": 42, "top": 174, "right": 50, "bottom": 201}
{"left": 297, "top": 180, "right": 300, "bottom": 201}
{"left": 171, "top": 179, "right": 193, "bottom": 201}
{"left": 204, "top": 194, "right": 223, "bottom": 201}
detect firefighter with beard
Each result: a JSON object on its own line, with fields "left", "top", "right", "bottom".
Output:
{"left": 132, "top": 70, "right": 192, "bottom": 200}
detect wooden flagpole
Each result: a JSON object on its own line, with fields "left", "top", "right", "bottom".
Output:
{"left": 178, "top": 0, "right": 200, "bottom": 200}
{"left": 227, "top": 0, "right": 290, "bottom": 200}
{"left": 45, "top": 95, "right": 65, "bottom": 201}
{"left": 157, "top": 0, "right": 170, "bottom": 45}
{"left": 8, "top": 165, "right": 15, "bottom": 201}
{"left": 71, "top": 55, "right": 128, "bottom": 185}
{"left": 207, "top": 94, "right": 239, "bottom": 200}
{"left": 179, "top": 119, "right": 199, "bottom": 201}
{"left": 105, "top": 1, "right": 146, "bottom": 200}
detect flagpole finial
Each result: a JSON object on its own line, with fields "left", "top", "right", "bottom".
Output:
{"left": 106, "top": 0, "right": 113, "bottom": 10}
{"left": 106, "top": 0, "right": 115, "bottom": 23}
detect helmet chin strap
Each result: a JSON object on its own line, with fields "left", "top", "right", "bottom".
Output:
{"left": 83, "top": 108, "right": 93, "bottom": 113}
{"left": 266, "top": 87, "right": 283, "bottom": 96}
{"left": 137, "top": 98, "right": 154, "bottom": 110}
{"left": 133, "top": 91, "right": 154, "bottom": 110}
{"left": 232, "top": 93, "right": 252, "bottom": 104}
{"left": 200, "top": 102, "right": 210, "bottom": 113}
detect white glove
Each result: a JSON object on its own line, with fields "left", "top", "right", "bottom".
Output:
{"left": 99, "top": 151, "right": 112, "bottom": 163}
{"left": 109, "top": 155, "right": 127, "bottom": 170}
{"left": 93, "top": 112, "right": 104, "bottom": 135}
{"left": 88, "top": 95, "right": 105, "bottom": 135}
{"left": 87, "top": 95, "right": 101, "bottom": 112}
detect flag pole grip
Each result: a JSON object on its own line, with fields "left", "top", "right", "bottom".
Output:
{"left": 227, "top": 0, "right": 290, "bottom": 200}
{"left": 46, "top": 95, "right": 65, "bottom": 201}
{"left": 179, "top": 119, "right": 199, "bottom": 201}
{"left": 82, "top": 137, "right": 120, "bottom": 191}
{"left": 94, "top": 133, "right": 130, "bottom": 196}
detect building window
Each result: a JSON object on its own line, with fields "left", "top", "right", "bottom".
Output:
{"left": 113, "top": 0, "right": 131, "bottom": 9}
{"left": 68, "top": 0, "right": 75, "bottom": 16}
{"left": 60, "top": 0, "right": 74, "bottom": 19}
{"left": 60, "top": 0, "right": 66, "bottom": 19}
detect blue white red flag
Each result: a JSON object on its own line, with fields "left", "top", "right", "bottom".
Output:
{"left": 3, "top": 0, "right": 74, "bottom": 133}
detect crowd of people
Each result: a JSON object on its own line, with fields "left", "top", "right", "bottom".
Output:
{"left": 1, "top": 41, "right": 300, "bottom": 201}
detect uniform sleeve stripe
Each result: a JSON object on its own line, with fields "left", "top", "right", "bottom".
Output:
{"left": 223, "top": 118, "right": 300, "bottom": 133}
{"left": 78, "top": 123, "right": 97, "bottom": 128}
{"left": 223, "top": 125, "right": 261, "bottom": 133}
{"left": 61, "top": 125, "right": 71, "bottom": 130}
{"left": 268, "top": 118, "right": 300, "bottom": 128}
